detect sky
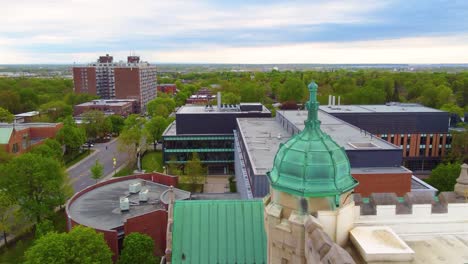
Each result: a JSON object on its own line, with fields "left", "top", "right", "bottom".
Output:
{"left": 1, "top": 0, "right": 468, "bottom": 64}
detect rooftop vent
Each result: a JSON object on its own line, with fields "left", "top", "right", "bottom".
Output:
{"left": 129, "top": 182, "right": 142, "bottom": 194}
{"left": 120, "top": 197, "right": 130, "bottom": 211}
{"left": 348, "top": 142, "right": 381, "bottom": 149}
{"left": 139, "top": 188, "right": 149, "bottom": 202}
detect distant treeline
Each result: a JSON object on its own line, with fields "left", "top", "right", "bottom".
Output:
{"left": 0, "top": 78, "right": 97, "bottom": 121}
{"left": 161, "top": 70, "right": 468, "bottom": 116}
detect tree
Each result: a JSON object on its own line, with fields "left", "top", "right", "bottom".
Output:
{"left": 0, "top": 153, "right": 69, "bottom": 222}
{"left": 35, "top": 219, "right": 54, "bottom": 239}
{"left": 425, "top": 162, "right": 462, "bottom": 192}
{"left": 56, "top": 116, "right": 86, "bottom": 155}
{"left": 107, "top": 115, "right": 125, "bottom": 135}
{"left": 145, "top": 116, "right": 168, "bottom": 150}
{"left": 0, "top": 147, "right": 13, "bottom": 164}
{"left": 39, "top": 100, "right": 73, "bottom": 122}
{"left": 181, "top": 152, "right": 206, "bottom": 192}
{"left": 119, "top": 114, "right": 145, "bottom": 167}
{"left": 221, "top": 92, "right": 241, "bottom": 104}
{"left": 30, "top": 139, "right": 63, "bottom": 162}
{"left": 147, "top": 97, "right": 176, "bottom": 118}
{"left": 0, "top": 107, "right": 14, "bottom": 123}
{"left": 90, "top": 160, "right": 104, "bottom": 183}
{"left": 447, "top": 127, "right": 468, "bottom": 163}
{"left": 0, "top": 191, "right": 28, "bottom": 246}
{"left": 25, "top": 225, "right": 113, "bottom": 264}
{"left": 278, "top": 78, "right": 307, "bottom": 103}
{"left": 82, "top": 110, "right": 112, "bottom": 140}
{"left": 118, "top": 233, "right": 156, "bottom": 264}
{"left": 440, "top": 103, "right": 464, "bottom": 118}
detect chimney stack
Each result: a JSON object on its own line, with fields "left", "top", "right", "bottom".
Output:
{"left": 328, "top": 95, "right": 332, "bottom": 106}
{"left": 338, "top": 96, "right": 341, "bottom": 106}
{"left": 217, "top": 92, "right": 221, "bottom": 110}
{"left": 332, "top": 96, "right": 336, "bottom": 106}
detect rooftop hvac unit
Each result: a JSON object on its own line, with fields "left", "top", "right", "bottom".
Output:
{"left": 129, "top": 182, "right": 142, "bottom": 194}
{"left": 120, "top": 197, "right": 130, "bottom": 211}
{"left": 139, "top": 188, "right": 149, "bottom": 202}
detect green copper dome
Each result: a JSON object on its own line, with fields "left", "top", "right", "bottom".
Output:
{"left": 267, "top": 81, "right": 358, "bottom": 198}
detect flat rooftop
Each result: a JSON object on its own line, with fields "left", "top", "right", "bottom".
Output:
{"left": 68, "top": 179, "right": 190, "bottom": 230}
{"left": 319, "top": 103, "right": 443, "bottom": 113}
{"left": 177, "top": 104, "right": 270, "bottom": 114}
{"left": 15, "top": 111, "right": 40, "bottom": 117}
{"left": 237, "top": 114, "right": 398, "bottom": 175}
{"left": 77, "top": 99, "right": 135, "bottom": 107}
{"left": 0, "top": 122, "right": 60, "bottom": 128}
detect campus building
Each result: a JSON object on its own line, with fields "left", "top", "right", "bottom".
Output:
{"left": 73, "top": 99, "right": 139, "bottom": 116}
{"left": 73, "top": 54, "right": 157, "bottom": 112}
{"left": 66, "top": 173, "right": 190, "bottom": 262}
{"left": 0, "top": 122, "right": 63, "bottom": 155}
{"left": 319, "top": 103, "right": 450, "bottom": 173}
{"left": 157, "top": 84, "right": 177, "bottom": 95}
{"left": 162, "top": 98, "right": 271, "bottom": 175}
{"left": 185, "top": 87, "right": 216, "bottom": 104}
{"left": 163, "top": 82, "right": 468, "bottom": 264}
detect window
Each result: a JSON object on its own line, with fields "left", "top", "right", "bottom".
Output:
{"left": 12, "top": 143, "right": 19, "bottom": 153}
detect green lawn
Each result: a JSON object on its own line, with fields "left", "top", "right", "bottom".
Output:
{"left": 113, "top": 166, "right": 135, "bottom": 177}
{"left": 0, "top": 210, "right": 67, "bottom": 264}
{"left": 141, "top": 151, "right": 164, "bottom": 173}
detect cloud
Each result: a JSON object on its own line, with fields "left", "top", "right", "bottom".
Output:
{"left": 3, "top": 35, "right": 468, "bottom": 64}
{"left": 1, "top": 0, "right": 468, "bottom": 63}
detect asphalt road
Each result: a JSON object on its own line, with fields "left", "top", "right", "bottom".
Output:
{"left": 67, "top": 138, "right": 130, "bottom": 193}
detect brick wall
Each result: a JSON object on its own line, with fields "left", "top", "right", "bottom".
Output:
{"left": 124, "top": 210, "right": 168, "bottom": 256}
{"left": 353, "top": 172, "right": 412, "bottom": 197}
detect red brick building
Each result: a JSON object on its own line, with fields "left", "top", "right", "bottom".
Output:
{"left": 157, "top": 84, "right": 177, "bottom": 95}
{"left": 73, "top": 99, "right": 138, "bottom": 116}
{"left": 0, "top": 123, "right": 63, "bottom": 155}
{"left": 73, "top": 55, "right": 157, "bottom": 112}
{"left": 66, "top": 173, "right": 190, "bottom": 262}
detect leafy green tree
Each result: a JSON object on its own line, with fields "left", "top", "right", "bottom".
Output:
{"left": 221, "top": 92, "right": 241, "bottom": 104}
{"left": 145, "top": 116, "right": 168, "bottom": 150}
{"left": 0, "top": 90, "right": 21, "bottom": 114}
{"left": 35, "top": 219, "right": 54, "bottom": 239}
{"left": 147, "top": 97, "right": 176, "bottom": 118}
{"left": 25, "top": 225, "right": 113, "bottom": 264}
{"left": 278, "top": 78, "right": 307, "bottom": 103}
{"left": 118, "top": 233, "right": 156, "bottom": 264}
{"left": 40, "top": 100, "right": 73, "bottom": 122}
{"left": 447, "top": 127, "right": 468, "bottom": 163}
{"left": 167, "top": 156, "right": 182, "bottom": 176}
{"left": 0, "top": 153, "right": 69, "bottom": 222}
{"left": 0, "top": 191, "right": 28, "bottom": 246}
{"left": 107, "top": 115, "right": 125, "bottom": 135}
{"left": 440, "top": 103, "right": 464, "bottom": 118}
{"left": 0, "top": 107, "right": 14, "bottom": 123}
{"left": 181, "top": 152, "right": 206, "bottom": 192}
{"left": 425, "top": 162, "right": 462, "bottom": 192}
{"left": 90, "top": 160, "right": 104, "bottom": 183}
{"left": 119, "top": 115, "right": 146, "bottom": 167}
{"left": 56, "top": 116, "right": 86, "bottom": 155}
{"left": 30, "top": 139, "right": 63, "bottom": 162}
{"left": 82, "top": 110, "right": 112, "bottom": 139}
{"left": 0, "top": 146, "right": 13, "bottom": 164}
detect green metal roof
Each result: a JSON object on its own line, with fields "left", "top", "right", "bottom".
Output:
{"left": 164, "top": 136, "right": 234, "bottom": 141}
{"left": 172, "top": 200, "right": 267, "bottom": 264}
{"left": 0, "top": 127, "right": 13, "bottom": 144}
{"left": 165, "top": 148, "right": 234, "bottom": 153}
{"left": 267, "top": 81, "right": 358, "bottom": 198}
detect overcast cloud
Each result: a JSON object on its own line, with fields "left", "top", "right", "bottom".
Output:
{"left": 1, "top": 0, "right": 468, "bottom": 63}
